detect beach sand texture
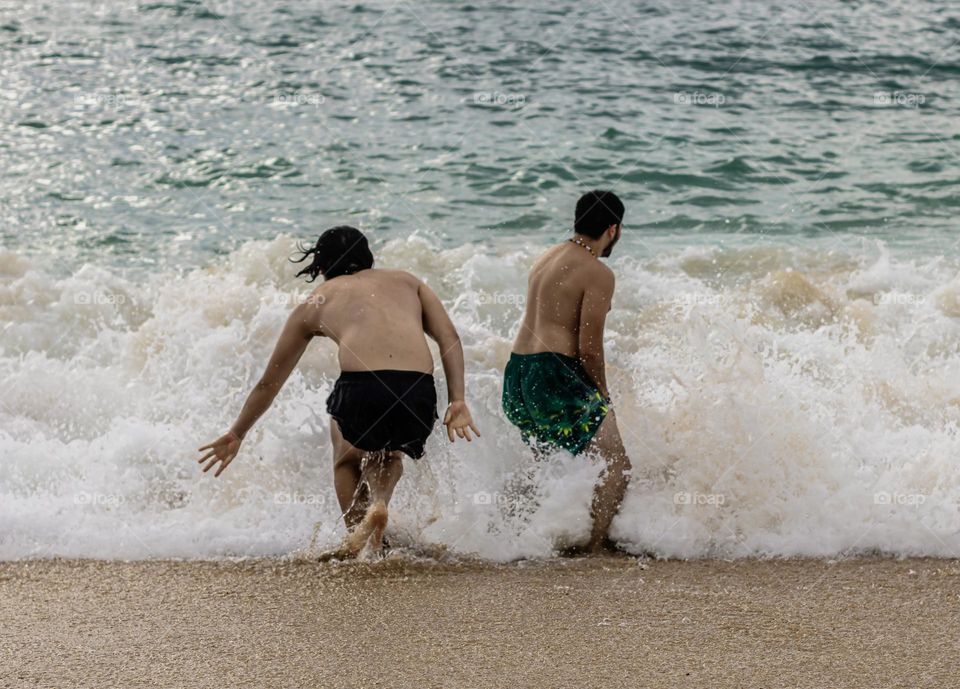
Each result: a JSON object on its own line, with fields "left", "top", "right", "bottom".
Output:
{"left": 2, "top": 556, "right": 958, "bottom": 688}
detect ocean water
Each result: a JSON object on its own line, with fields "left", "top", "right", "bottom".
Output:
{"left": 2, "top": 0, "right": 960, "bottom": 560}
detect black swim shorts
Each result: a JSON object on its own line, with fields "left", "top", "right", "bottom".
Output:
{"left": 326, "top": 369, "right": 439, "bottom": 459}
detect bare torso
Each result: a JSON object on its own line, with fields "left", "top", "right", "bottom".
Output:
{"left": 513, "top": 242, "right": 607, "bottom": 357}
{"left": 309, "top": 268, "right": 434, "bottom": 373}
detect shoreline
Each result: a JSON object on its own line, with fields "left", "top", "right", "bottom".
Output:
{"left": 3, "top": 555, "right": 958, "bottom": 688}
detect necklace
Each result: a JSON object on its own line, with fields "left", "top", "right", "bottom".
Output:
{"left": 568, "top": 237, "right": 597, "bottom": 258}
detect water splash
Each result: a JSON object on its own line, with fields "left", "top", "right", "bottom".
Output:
{"left": 2, "top": 234, "right": 960, "bottom": 560}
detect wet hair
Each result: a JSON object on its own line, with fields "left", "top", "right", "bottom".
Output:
{"left": 574, "top": 190, "right": 625, "bottom": 238}
{"left": 291, "top": 226, "right": 374, "bottom": 282}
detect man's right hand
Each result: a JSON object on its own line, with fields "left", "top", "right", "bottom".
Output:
{"left": 197, "top": 431, "right": 242, "bottom": 477}
{"left": 443, "top": 401, "right": 481, "bottom": 442}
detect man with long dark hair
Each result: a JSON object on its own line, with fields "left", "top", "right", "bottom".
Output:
{"left": 197, "top": 226, "right": 479, "bottom": 558}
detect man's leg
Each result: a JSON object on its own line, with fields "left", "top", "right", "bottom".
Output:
{"left": 343, "top": 452, "right": 403, "bottom": 556}
{"left": 330, "top": 420, "right": 368, "bottom": 529}
{"left": 342, "top": 450, "right": 404, "bottom": 555}
{"left": 360, "top": 450, "right": 405, "bottom": 506}
{"left": 324, "top": 424, "right": 404, "bottom": 559}
{"left": 584, "top": 411, "right": 631, "bottom": 551}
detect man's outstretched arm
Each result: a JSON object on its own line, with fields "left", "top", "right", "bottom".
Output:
{"left": 198, "top": 302, "right": 316, "bottom": 476}
{"left": 418, "top": 281, "right": 480, "bottom": 442}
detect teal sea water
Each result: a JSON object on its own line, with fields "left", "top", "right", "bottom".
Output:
{"left": 2, "top": 0, "right": 959, "bottom": 265}
{"left": 3, "top": 1, "right": 960, "bottom": 560}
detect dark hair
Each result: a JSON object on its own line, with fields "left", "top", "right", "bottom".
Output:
{"left": 291, "top": 226, "right": 374, "bottom": 282}
{"left": 574, "top": 190, "right": 625, "bottom": 238}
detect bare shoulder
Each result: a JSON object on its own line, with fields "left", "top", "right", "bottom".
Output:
{"left": 306, "top": 281, "right": 332, "bottom": 306}
{"left": 584, "top": 259, "right": 615, "bottom": 291}
{"left": 385, "top": 269, "right": 432, "bottom": 299}
{"left": 530, "top": 243, "right": 570, "bottom": 278}
{"left": 538, "top": 243, "right": 567, "bottom": 265}
{"left": 589, "top": 259, "right": 615, "bottom": 280}
{"left": 287, "top": 291, "right": 325, "bottom": 336}
{"left": 375, "top": 268, "right": 423, "bottom": 287}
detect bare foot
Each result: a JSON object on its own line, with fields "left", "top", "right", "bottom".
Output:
{"left": 365, "top": 501, "right": 388, "bottom": 555}
{"left": 316, "top": 502, "right": 390, "bottom": 562}
{"left": 339, "top": 500, "right": 388, "bottom": 557}
{"left": 316, "top": 543, "right": 353, "bottom": 563}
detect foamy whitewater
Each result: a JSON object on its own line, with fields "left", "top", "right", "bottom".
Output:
{"left": 2, "top": 234, "right": 960, "bottom": 560}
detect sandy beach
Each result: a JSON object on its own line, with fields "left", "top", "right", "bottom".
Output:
{"left": 2, "top": 556, "right": 957, "bottom": 688}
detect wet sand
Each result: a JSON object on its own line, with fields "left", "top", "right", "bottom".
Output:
{"left": 2, "top": 556, "right": 958, "bottom": 688}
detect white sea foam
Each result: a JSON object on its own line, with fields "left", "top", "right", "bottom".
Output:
{"left": 2, "top": 235, "right": 960, "bottom": 560}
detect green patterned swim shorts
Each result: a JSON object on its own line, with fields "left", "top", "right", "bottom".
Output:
{"left": 502, "top": 351, "right": 610, "bottom": 456}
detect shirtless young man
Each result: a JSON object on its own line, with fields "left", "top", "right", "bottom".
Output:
{"left": 197, "top": 226, "right": 480, "bottom": 558}
{"left": 503, "top": 190, "right": 631, "bottom": 552}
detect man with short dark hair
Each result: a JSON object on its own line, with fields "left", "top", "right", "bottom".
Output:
{"left": 198, "top": 226, "right": 480, "bottom": 559}
{"left": 502, "top": 190, "right": 632, "bottom": 551}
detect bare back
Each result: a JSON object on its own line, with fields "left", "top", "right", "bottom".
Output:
{"left": 513, "top": 242, "right": 613, "bottom": 358}
{"left": 310, "top": 269, "right": 433, "bottom": 373}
